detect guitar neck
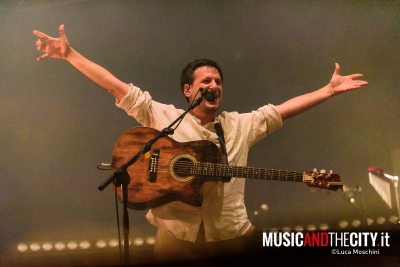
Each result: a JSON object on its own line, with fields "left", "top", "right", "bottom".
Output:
{"left": 192, "top": 162, "right": 305, "bottom": 182}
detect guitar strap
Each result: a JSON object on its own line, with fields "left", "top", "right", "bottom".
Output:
{"left": 215, "top": 123, "right": 231, "bottom": 182}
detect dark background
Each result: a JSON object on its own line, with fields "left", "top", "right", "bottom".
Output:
{"left": 1, "top": 0, "right": 399, "bottom": 265}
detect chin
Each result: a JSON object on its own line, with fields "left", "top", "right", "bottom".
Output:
{"left": 205, "top": 103, "right": 219, "bottom": 112}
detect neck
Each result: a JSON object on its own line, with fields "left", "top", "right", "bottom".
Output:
{"left": 190, "top": 109, "right": 215, "bottom": 125}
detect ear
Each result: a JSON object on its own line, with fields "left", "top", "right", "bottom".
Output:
{"left": 183, "top": 84, "right": 191, "bottom": 97}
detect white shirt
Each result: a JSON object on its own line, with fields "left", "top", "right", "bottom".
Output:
{"left": 116, "top": 84, "right": 283, "bottom": 242}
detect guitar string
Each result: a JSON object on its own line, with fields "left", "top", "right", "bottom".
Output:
{"left": 145, "top": 169, "right": 305, "bottom": 181}
{"left": 147, "top": 159, "right": 309, "bottom": 174}
{"left": 124, "top": 158, "right": 311, "bottom": 181}
{"left": 134, "top": 160, "right": 313, "bottom": 172}
{"left": 145, "top": 158, "right": 307, "bottom": 171}
{"left": 148, "top": 161, "right": 305, "bottom": 174}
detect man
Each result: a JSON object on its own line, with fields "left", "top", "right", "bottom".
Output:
{"left": 33, "top": 25, "right": 367, "bottom": 262}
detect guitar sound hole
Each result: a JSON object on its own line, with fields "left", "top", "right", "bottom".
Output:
{"left": 173, "top": 158, "right": 193, "bottom": 177}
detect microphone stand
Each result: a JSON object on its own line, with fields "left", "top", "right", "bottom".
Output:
{"left": 97, "top": 96, "right": 203, "bottom": 265}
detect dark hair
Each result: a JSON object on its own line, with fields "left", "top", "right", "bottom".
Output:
{"left": 180, "top": 59, "right": 223, "bottom": 102}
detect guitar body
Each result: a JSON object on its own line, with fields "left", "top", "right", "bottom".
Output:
{"left": 111, "top": 127, "right": 223, "bottom": 209}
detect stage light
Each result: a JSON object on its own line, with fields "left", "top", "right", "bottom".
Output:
{"left": 30, "top": 243, "right": 41, "bottom": 252}
{"left": 66, "top": 241, "right": 78, "bottom": 250}
{"left": 260, "top": 203, "right": 268, "bottom": 211}
{"left": 351, "top": 219, "right": 361, "bottom": 227}
{"left": 42, "top": 242, "right": 53, "bottom": 251}
{"left": 282, "top": 227, "right": 291, "bottom": 232}
{"left": 96, "top": 240, "right": 107, "bottom": 248}
{"left": 133, "top": 238, "right": 144, "bottom": 246}
{"left": 294, "top": 225, "right": 304, "bottom": 231}
{"left": 79, "top": 241, "right": 91, "bottom": 249}
{"left": 146, "top": 236, "right": 156, "bottom": 245}
{"left": 109, "top": 239, "right": 119, "bottom": 247}
{"left": 339, "top": 220, "right": 348, "bottom": 229}
{"left": 17, "top": 243, "right": 28, "bottom": 252}
{"left": 54, "top": 242, "right": 66, "bottom": 250}
{"left": 366, "top": 218, "right": 374, "bottom": 226}
{"left": 389, "top": 215, "right": 399, "bottom": 223}
{"left": 306, "top": 224, "right": 316, "bottom": 231}
{"left": 319, "top": 223, "right": 329, "bottom": 230}
{"left": 376, "top": 216, "right": 386, "bottom": 225}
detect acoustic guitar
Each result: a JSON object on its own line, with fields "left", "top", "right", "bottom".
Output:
{"left": 111, "top": 127, "right": 343, "bottom": 209}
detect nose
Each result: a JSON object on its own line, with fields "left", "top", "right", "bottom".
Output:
{"left": 207, "top": 80, "right": 219, "bottom": 89}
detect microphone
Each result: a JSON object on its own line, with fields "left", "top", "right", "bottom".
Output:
{"left": 343, "top": 184, "right": 360, "bottom": 204}
{"left": 199, "top": 88, "right": 217, "bottom": 102}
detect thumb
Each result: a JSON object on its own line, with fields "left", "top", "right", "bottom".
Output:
{"left": 59, "top": 24, "right": 65, "bottom": 38}
{"left": 334, "top": 63, "right": 341, "bottom": 76}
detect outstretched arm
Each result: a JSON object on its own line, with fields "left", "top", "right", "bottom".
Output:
{"left": 34, "top": 24, "right": 130, "bottom": 102}
{"left": 275, "top": 63, "right": 368, "bottom": 120}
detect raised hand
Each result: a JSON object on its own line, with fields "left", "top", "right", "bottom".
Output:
{"left": 329, "top": 63, "right": 368, "bottom": 95}
{"left": 34, "top": 24, "right": 70, "bottom": 61}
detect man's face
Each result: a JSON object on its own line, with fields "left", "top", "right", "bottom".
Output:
{"left": 184, "top": 66, "right": 223, "bottom": 114}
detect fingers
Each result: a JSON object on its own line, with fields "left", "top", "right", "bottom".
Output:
{"left": 35, "top": 34, "right": 48, "bottom": 60}
{"left": 355, "top": 80, "right": 368, "bottom": 87}
{"left": 348, "top": 78, "right": 368, "bottom": 90}
{"left": 333, "top": 63, "right": 367, "bottom": 85}
{"left": 37, "top": 53, "right": 49, "bottom": 61}
{"left": 349, "top": 73, "right": 364, "bottom": 79}
{"left": 36, "top": 40, "right": 44, "bottom": 56}
{"left": 33, "top": 30, "right": 50, "bottom": 40}
{"left": 34, "top": 26, "right": 63, "bottom": 61}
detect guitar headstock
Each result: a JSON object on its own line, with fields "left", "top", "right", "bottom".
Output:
{"left": 303, "top": 169, "right": 343, "bottom": 191}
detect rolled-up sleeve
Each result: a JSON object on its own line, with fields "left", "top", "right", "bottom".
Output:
{"left": 116, "top": 84, "right": 156, "bottom": 127}
{"left": 246, "top": 104, "right": 283, "bottom": 147}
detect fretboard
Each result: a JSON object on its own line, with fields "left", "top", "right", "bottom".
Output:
{"left": 190, "top": 162, "right": 305, "bottom": 182}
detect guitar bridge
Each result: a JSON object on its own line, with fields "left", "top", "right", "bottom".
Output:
{"left": 148, "top": 149, "right": 160, "bottom": 183}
